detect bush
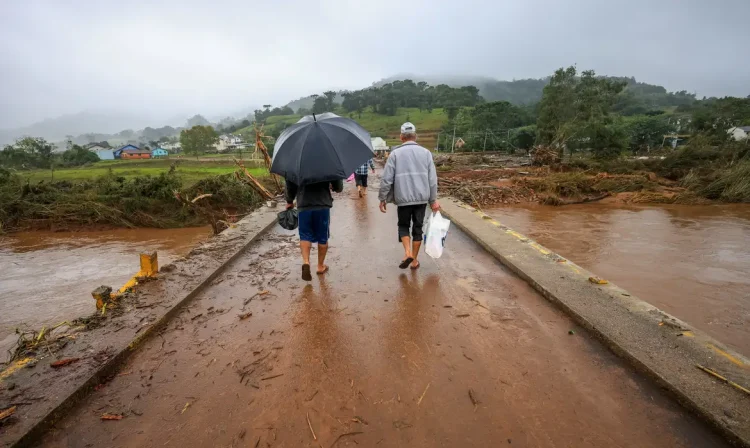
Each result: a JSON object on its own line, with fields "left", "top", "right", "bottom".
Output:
{"left": 698, "top": 162, "right": 750, "bottom": 202}
{"left": 61, "top": 145, "right": 100, "bottom": 167}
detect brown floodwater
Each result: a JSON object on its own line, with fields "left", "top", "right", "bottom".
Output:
{"left": 0, "top": 226, "right": 211, "bottom": 360}
{"left": 488, "top": 203, "right": 750, "bottom": 356}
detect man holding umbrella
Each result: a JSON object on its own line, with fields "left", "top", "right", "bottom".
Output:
{"left": 378, "top": 122, "right": 439, "bottom": 270}
{"left": 272, "top": 113, "right": 376, "bottom": 281}
{"left": 284, "top": 178, "right": 343, "bottom": 281}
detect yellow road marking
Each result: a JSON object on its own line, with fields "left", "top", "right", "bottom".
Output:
{"left": 708, "top": 344, "right": 746, "bottom": 367}
{"left": 0, "top": 357, "right": 32, "bottom": 381}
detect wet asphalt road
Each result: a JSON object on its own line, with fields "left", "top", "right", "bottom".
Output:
{"left": 40, "top": 180, "right": 727, "bottom": 447}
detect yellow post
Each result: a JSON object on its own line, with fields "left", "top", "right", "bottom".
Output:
{"left": 92, "top": 252, "right": 159, "bottom": 310}
{"left": 139, "top": 252, "right": 158, "bottom": 277}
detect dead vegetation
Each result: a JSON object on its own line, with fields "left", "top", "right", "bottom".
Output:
{"left": 437, "top": 159, "right": 691, "bottom": 207}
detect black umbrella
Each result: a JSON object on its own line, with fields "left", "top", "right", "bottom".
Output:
{"left": 271, "top": 112, "right": 374, "bottom": 185}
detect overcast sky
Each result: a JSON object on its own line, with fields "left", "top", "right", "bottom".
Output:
{"left": 2, "top": 0, "right": 749, "bottom": 129}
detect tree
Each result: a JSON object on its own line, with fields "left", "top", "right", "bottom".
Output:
{"left": 623, "top": 115, "right": 674, "bottom": 153}
{"left": 186, "top": 114, "right": 210, "bottom": 128}
{"left": 16, "top": 137, "right": 55, "bottom": 168}
{"left": 62, "top": 144, "right": 100, "bottom": 166}
{"left": 323, "top": 91, "right": 337, "bottom": 111}
{"left": 536, "top": 66, "right": 626, "bottom": 159}
{"left": 512, "top": 126, "right": 537, "bottom": 151}
{"left": 468, "top": 101, "right": 533, "bottom": 130}
{"left": 312, "top": 95, "right": 329, "bottom": 114}
{"left": 536, "top": 66, "right": 578, "bottom": 146}
{"left": 180, "top": 125, "right": 218, "bottom": 160}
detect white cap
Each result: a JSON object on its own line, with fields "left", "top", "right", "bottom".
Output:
{"left": 400, "top": 122, "right": 416, "bottom": 134}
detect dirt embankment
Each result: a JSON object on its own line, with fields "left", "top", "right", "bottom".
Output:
{"left": 435, "top": 153, "right": 704, "bottom": 207}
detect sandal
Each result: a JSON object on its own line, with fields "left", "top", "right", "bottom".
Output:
{"left": 302, "top": 264, "right": 312, "bottom": 281}
{"left": 410, "top": 260, "right": 420, "bottom": 270}
{"left": 399, "top": 257, "right": 414, "bottom": 269}
{"left": 317, "top": 265, "right": 329, "bottom": 275}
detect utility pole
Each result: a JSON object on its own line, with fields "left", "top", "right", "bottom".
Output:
{"left": 483, "top": 130, "right": 488, "bottom": 152}
{"left": 451, "top": 123, "right": 456, "bottom": 153}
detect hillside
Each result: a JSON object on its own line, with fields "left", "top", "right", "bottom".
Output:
{"left": 236, "top": 107, "right": 448, "bottom": 149}
{"left": 371, "top": 74, "right": 695, "bottom": 110}
{"left": 285, "top": 93, "right": 344, "bottom": 113}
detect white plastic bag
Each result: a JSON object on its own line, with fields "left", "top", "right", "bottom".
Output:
{"left": 424, "top": 211, "right": 451, "bottom": 259}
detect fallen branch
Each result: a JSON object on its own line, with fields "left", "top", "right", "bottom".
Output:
{"left": 234, "top": 159, "right": 274, "bottom": 200}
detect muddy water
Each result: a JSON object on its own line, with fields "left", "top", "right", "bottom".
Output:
{"left": 0, "top": 227, "right": 211, "bottom": 358}
{"left": 488, "top": 204, "right": 750, "bottom": 356}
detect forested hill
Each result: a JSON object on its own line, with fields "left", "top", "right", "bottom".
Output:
{"left": 370, "top": 74, "right": 696, "bottom": 112}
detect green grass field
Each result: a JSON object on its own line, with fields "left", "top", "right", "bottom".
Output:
{"left": 19, "top": 158, "right": 267, "bottom": 186}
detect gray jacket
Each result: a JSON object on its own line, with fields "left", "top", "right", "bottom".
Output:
{"left": 378, "top": 142, "right": 438, "bottom": 206}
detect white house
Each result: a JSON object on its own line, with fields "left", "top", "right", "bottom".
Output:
{"left": 727, "top": 126, "right": 750, "bottom": 141}
{"left": 162, "top": 142, "right": 182, "bottom": 151}
{"left": 371, "top": 137, "right": 388, "bottom": 152}
{"left": 215, "top": 134, "right": 244, "bottom": 152}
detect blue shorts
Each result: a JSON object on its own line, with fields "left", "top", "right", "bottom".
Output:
{"left": 298, "top": 209, "right": 330, "bottom": 244}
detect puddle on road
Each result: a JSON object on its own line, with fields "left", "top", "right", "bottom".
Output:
{"left": 0, "top": 226, "right": 211, "bottom": 359}
{"left": 487, "top": 203, "right": 750, "bottom": 356}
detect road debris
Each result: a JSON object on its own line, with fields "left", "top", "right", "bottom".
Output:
{"left": 568, "top": 330, "right": 575, "bottom": 335}
{"left": 181, "top": 402, "right": 191, "bottom": 414}
{"left": 306, "top": 411, "right": 317, "bottom": 440}
{"left": 352, "top": 416, "right": 369, "bottom": 425}
{"left": 238, "top": 312, "right": 253, "bottom": 320}
{"left": 588, "top": 277, "right": 608, "bottom": 285}
{"left": 100, "top": 413, "right": 123, "bottom": 421}
{"left": 696, "top": 364, "right": 750, "bottom": 395}
{"left": 417, "top": 382, "right": 431, "bottom": 406}
{"left": 0, "top": 406, "right": 17, "bottom": 422}
{"left": 469, "top": 388, "right": 479, "bottom": 410}
{"left": 261, "top": 373, "right": 284, "bottom": 381}
{"left": 393, "top": 419, "right": 412, "bottom": 429}
{"left": 50, "top": 358, "right": 80, "bottom": 368}
{"left": 305, "top": 390, "right": 319, "bottom": 402}
{"left": 190, "top": 313, "right": 203, "bottom": 321}
{"left": 456, "top": 314, "right": 470, "bottom": 318}
{"left": 330, "top": 431, "right": 363, "bottom": 447}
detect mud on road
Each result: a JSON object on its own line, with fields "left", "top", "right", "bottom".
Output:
{"left": 38, "top": 183, "right": 726, "bottom": 448}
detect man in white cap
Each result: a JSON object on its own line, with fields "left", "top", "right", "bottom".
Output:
{"left": 378, "top": 122, "right": 439, "bottom": 270}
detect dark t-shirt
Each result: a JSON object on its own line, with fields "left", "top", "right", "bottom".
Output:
{"left": 285, "top": 179, "right": 344, "bottom": 211}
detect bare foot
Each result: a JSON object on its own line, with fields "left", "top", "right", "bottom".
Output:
{"left": 399, "top": 257, "right": 414, "bottom": 269}
{"left": 302, "top": 264, "right": 312, "bottom": 281}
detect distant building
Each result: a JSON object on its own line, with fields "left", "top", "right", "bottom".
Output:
{"left": 215, "top": 134, "right": 243, "bottom": 152}
{"left": 151, "top": 148, "right": 169, "bottom": 158}
{"left": 162, "top": 142, "right": 182, "bottom": 152}
{"left": 728, "top": 126, "right": 750, "bottom": 141}
{"left": 86, "top": 143, "right": 115, "bottom": 160}
{"left": 115, "top": 144, "right": 151, "bottom": 159}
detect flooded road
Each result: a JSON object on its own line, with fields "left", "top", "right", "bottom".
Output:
{"left": 40, "top": 184, "right": 726, "bottom": 447}
{"left": 488, "top": 203, "right": 750, "bottom": 357}
{"left": 0, "top": 227, "right": 211, "bottom": 360}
